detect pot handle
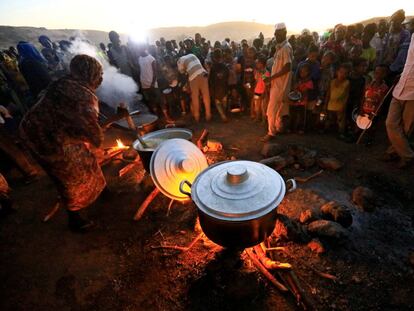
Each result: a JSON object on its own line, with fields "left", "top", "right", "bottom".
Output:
{"left": 179, "top": 180, "right": 192, "bottom": 197}
{"left": 165, "top": 123, "right": 176, "bottom": 128}
{"left": 286, "top": 178, "right": 297, "bottom": 192}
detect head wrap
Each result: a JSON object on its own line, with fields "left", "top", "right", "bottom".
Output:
{"left": 38, "top": 35, "right": 53, "bottom": 49}
{"left": 275, "top": 23, "right": 286, "bottom": 30}
{"left": 390, "top": 9, "right": 405, "bottom": 23}
{"left": 16, "top": 41, "right": 47, "bottom": 63}
{"left": 70, "top": 54, "right": 103, "bottom": 90}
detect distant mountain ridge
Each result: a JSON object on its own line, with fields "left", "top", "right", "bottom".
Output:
{"left": 0, "top": 17, "right": 411, "bottom": 50}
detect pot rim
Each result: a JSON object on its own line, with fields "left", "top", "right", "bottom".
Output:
{"left": 132, "top": 128, "right": 193, "bottom": 151}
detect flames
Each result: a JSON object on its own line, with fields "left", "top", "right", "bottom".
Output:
{"left": 116, "top": 139, "right": 128, "bottom": 149}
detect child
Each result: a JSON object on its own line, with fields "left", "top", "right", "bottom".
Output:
{"left": 295, "top": 44, "right": 321, "bottom": 83}
{"left": 253, "top": 55, "right": 270, "bottom": 122}
{"left": 238, "top": 47, "right": 257, "bottom": 116}
{"left": 209, "top": 48, "right": 230, "bottom": 122}
{"left": 324, "top": 63, "right": 351, "bottom": 135}
{"left": 290, "top": 63, "right": 314, "bottom": 133}
{"left": 347, "top": 58, "right": 368, "bottom": 133}
{"left": 358, "top": 64, "right": 389, "bottom": 143}
{"left": 223, "top": 48, "right": 240, "bottom": 112}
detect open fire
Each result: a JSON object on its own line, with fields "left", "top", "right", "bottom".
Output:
{"left": 115, "top": 138, "right": 128, "bottom": 149}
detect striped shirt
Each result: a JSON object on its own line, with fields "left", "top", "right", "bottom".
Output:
{"left": 177, "top": 54, "right": 206, "bottom": 81}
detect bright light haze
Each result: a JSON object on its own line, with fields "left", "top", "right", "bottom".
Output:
{"left": 1, "top": 0, "right": 413, "bottom": 34}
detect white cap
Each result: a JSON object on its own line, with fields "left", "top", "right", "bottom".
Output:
{"left": 275, "top": 23, "right": 286, "bottom": 30}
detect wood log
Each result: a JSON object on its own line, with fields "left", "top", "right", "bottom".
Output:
{"left": 294, "top": 170, "right": 324, "bottom": 183}
{"left": 133, "top": 188, "right": 160, "bottom": 221}
{"left": 245, "top": 248, "right": 288, "bottom": 292}
{"left": 151, "top": 233, "right": 203, "bottom": 252}
{"left": 43, "top": 201, "right": 60, "bottom": 222}
{"left": 196, "top": 129, "right": 209, "bottom": 150}
{"left": 253, "top": 245, "right": 292, "bottom": 270}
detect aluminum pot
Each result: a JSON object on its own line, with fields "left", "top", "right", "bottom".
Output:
{"left": 179, "top": 160, "right": 296, "bottom": 249}
{"left": 133, "top": 128, "right": 193, "bottom": 173}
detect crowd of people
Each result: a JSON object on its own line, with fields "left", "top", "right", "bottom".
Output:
{"left": 0, "top": 9, "right": 413, "bottom": 229}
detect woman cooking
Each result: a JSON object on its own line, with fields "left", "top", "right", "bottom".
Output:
{"left": 20, "top": 54, "right": 106, "bottom": 232}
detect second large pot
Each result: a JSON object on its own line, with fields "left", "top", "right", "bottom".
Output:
{"left": 180, "top": 160, "right": 296, "bottom": 249}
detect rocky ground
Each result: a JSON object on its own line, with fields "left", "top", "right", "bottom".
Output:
{"left": 0, "top": 113, "right": 413, "bottom": 310}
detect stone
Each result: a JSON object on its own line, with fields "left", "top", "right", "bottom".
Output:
{"left": 307, "top": 238, "right": 325, "bottom": 254}
{"left": 273, "top": 214, "right": 310, "bottom": 243}
{"left": 260, "top": 142, "right": 285, "bottom": 158}
{"left": 298, "top": 150, "right": 318, "bottom": 168}
{"left": 352, "top": 186, "right": 376, "bottom": 212}
{"left": 299, "top": 209, "right": 319, "bottom": 224}
{"left": 287, "top": 144, "right": 307, "bottom": 158}
{"left": 317, "top": 157, "right": 343, "bottom": 171}
{"left": 320, "top": 201, "right": 353, "bottom": 228}
{"left": 260, "top": 155, "right": 292, "bottom": 171}
{"left": 307, "top": 220, "right": 348, "bottom": 240}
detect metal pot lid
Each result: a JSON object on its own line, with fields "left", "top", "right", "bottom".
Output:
{"left": 192, "top": 160, "right": 285, "bottom": 221}
{"left": 150, "top": 138, "right": 208, "bottom": 201}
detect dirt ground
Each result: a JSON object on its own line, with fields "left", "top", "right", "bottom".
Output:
{"left": 1, "top": 112, "right": 413, "bottom": 311}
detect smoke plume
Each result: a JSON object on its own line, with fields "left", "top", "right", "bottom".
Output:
{"left": 66, "top": 38, "right": 138, "bottom": 109}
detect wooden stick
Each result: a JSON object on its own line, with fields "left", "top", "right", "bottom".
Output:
{"left": 265, "top": 241, "right": 315, "bottom": 310}
{"left": 133, "top": 188, "right": 160, "bottom": 221}
{"left": 100, "top": 149, "right": 124, "bottom": 167}
{"left": 166, "top": 199, "right": 174, "bottom": 216}
{"left": 294, "top": 170, "right": 324, "bottom": 183}
{"left": 118, "top": 162, "right": 136, "bottom": 177}
{"left": 265, "top": 246, "right": 286, "bottom": 252}
{"left": 253, "top": 245, "right": 292, "bottom": 270}
{"left": 43, "top": 201, "right": 60, "bottom": 222}
{"left": 196, "top": 129, "right": 209, "bottom": 150}
{"left": 245, "top": 248, "right": 289, "bottom": 292}
{"left": 267, "top": 246, "right": 337, "bottom": 281}
{"left": 151, "top": 232, "right": 203, "bottom": 252}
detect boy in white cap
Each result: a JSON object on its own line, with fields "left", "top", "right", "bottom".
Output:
{"left": 262, "top": 23, "right": 293, "bottom": 141}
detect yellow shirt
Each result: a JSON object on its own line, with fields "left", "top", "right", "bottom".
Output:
{"left": 361, "top": 47, "right": 376, "bottom": 66}
{"left": 327, "top": 79, "right": 349, "bottom": 111}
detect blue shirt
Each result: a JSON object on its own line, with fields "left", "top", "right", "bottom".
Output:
{"left": 295, "top": 59, "right": 321, "bottom": 82}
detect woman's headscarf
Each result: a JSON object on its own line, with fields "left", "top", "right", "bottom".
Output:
{"left": 69, "top": 54, "right": 103, "bottom": 90}
{"left": 16, "top": 41, "right": 47, "bottom": 64}
{"left": 38, "top": 35, "right": 53, "bottom": 49}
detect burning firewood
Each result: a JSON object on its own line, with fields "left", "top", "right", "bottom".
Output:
{"left": 245, "top": 248, "right": 288, "bottom": 292}
{"left": 133, "top": 188, "right": 160, "bottom": 221}
{"left": 196, "top": 129, "right": 209, "bottom": 150}
{"left": 151, "top": 232, "right": 204, "bottom": 252}
{"left": 253, "top": 244, "right": 292, "bottom": 270}
{"left": 264, "top": 241, "right": 316, "bottom": 310}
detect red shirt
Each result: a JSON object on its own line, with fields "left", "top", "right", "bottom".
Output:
{"left": 291, "top": 79, "right": 314, "bottom": 106}
{"left": 362, "top": 81, "right": 388, "bottom": 114}
{"left": 254, "top": 70, "right": 270, "bottom": 94}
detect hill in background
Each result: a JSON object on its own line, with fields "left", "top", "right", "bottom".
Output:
{"left": 0, "top": 16, "right": 412, "bottom": 50}
{"left": 0, "top": 22, "right": 275, "bottom": 50}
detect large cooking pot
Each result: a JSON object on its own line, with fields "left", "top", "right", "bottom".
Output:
{"left": 133, "top": 128, "right": 193, "bottom": 173}
{"left": 179, "top": 160, "right": 296, "bottom": 249}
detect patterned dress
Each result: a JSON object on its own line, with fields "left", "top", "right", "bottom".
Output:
{"left": 20, "top": 76, "right": 106, "bottom": 211}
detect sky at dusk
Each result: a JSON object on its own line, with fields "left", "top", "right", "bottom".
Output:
{"left": 0, "top": 0, "right": 413, "bottom": 35}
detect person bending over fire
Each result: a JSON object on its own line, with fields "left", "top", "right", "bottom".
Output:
{"left": 19, "top": 54, "right": 106, "bottom": 232}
